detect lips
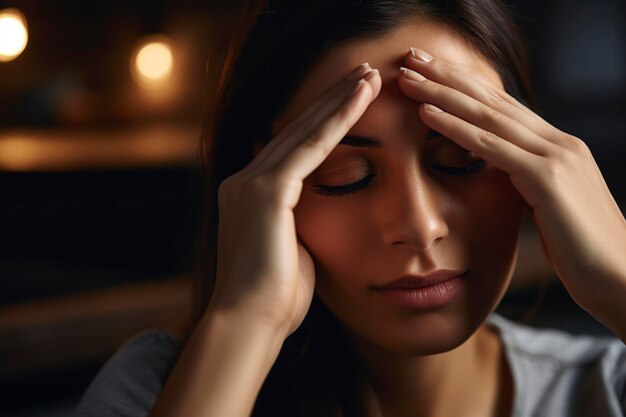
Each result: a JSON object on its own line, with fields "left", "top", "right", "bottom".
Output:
{"left": 372, "top": 269, "right": 467, "bottom": 290}
{"left": 372, "top": 270, "right": 468, "bottom": 309}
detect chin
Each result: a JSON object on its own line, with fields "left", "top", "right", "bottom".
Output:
{"left": 380, "top": 323, "right": 477, "bottom": 356}
{"left": 345, "top": 310, "right": 483, "bottom": 357}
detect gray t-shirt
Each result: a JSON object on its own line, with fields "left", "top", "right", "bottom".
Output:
{"left": 74, "top": 313, "right": 626, "bottom": 417}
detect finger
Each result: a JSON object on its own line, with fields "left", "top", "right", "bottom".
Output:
{"left": 419, "top": 103, "right": 542, "bottom": 176}
{"left": 403, "top": 48, "right": 569, "bottom": 147}
{"left": 277, "top": 63, "right": 372, "bottom": 140}
{"left": 244, "top": 63, "right": 372, "bottom": 174}
{"left": 399, "top": 66, "right": 559, "bottom": 157}
{"left": 275, "top": 74, "right": 379, "bottom": 182}
{"left": 257, "top": 68, "right": 380, "bottom": 175}
{"left": 269, "top": 68, "right": 380, "bottom": 168}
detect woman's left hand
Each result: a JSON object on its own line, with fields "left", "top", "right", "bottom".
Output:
{"left": 397, "top": 47, "right": 626, "bottom": 337}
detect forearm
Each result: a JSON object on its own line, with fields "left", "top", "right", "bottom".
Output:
{"left": 575, "top": 270, "right": 626, "bottom": 343}
{"left": 548, "top": 212, "right": 626, "bottom": 343}
{"left": 148, "top": 307, "right": 286, "bottom": 417}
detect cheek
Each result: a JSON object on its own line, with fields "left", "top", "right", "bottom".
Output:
{"left": 467, "top": 171, "right": 523, "bottom": 257}
{"left": 294, "top": 191, "right": 371, "bottom": 284}
{"left": 293, "top": 170, "right": 524, "bottom": 354}
{"left": 454, "top": 170, "right": 524, "bottom": 309}
{"left": 441, "top": 168, "right": 523, "bottom": 248}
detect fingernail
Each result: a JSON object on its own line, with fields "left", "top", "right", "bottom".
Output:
{"left": 400, "top": 66, "right": 425, "bottom": 81}
{"left": 410, "top": 47, "right": 432, "bottom": 62}
{"left": 424, "top": 103, "right": 443, "bottom": 113}
{"left": 348, "top": 63, "right": 371, "bottom": 81}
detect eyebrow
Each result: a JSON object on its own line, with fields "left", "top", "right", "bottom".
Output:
{"left": 339, "top": 130, "right": 442, "bottom": 147}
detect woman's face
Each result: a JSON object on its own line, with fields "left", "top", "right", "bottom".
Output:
{"left": 273, "top": 21, "right": 524, "bottom": 355}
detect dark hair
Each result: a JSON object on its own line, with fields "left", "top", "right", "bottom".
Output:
{"left": 188, "top": 1, "right": 534, "bottom": 416}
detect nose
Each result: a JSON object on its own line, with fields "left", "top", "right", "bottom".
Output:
{"left": 379, "top": 167, "right": 449, "bottom": 252}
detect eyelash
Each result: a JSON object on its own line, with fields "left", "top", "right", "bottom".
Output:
{"left": 432, "top": 159, "right": 488, "bottom": 175}
{"left": 310, "top": 159, "right": 488, "bottom": 197}
{"left": 311, "top": 173, "right": 377, "bottom": 197}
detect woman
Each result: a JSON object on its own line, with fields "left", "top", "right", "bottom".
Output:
{"left": 75, "top": 0, "right": 626, "bottom": 416}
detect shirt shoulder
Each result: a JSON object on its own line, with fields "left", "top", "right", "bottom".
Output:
{"left": 487, "top": 313, "right": 626, "bottom": 417}
{"left": 74, "top": 329, "right": 182, "bottom": 417}
{"left": 488, "top": 313, "right": 623, "bottom": 363}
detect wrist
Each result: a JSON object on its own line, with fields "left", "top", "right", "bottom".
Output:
{"left": 149, "top": 299, "right": 288, "bottom": 417}
{"left": 570, "top": 273, "right": 626, "bottom": 342}
{"left": 206, "top": 297, "right": 293, "bottom": 341}
{"left": 201, "top": 302, "right": 289, "bottom": 361}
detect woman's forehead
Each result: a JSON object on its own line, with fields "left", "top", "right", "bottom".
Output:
{"left": 272, "top": 21, "right": 503, "bottom": 135}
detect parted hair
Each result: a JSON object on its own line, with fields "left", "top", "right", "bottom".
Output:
{"left": 187, "top": 1, "right": 534, "bottom": 416}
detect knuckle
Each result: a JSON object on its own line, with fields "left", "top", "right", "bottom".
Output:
{"left": 302, "top": 131, "right": 331, "bottom": 156}
{"left": 558, "top": 137, "right": 590, "bottom": 166}
{"left": 437, "top": 60, "right": 454, "bottom": 76}
{"left": 246, "top": 174, "right": 299, "bottom": 208}
{"left": 218, "top": 171, "right": 302, "bottom": 212}
{"left": 542, "top": 158, "right": 563, "bottom": 181}
{"left": 477, "top": 103, "right": 500, "bottom": 124}
{"left": 477, "top": 129, "right": 499, "bottom": 147}
{"left": 246, "top": 174, "right": 276, "bottom": 197}
{"left": 337, "top": 97, "right": 362, "bottom": 126}
{"left": 273, "top": 177, "right": 303, "bottom": 207}
{"left": 561, "top": 140, "right": 593, "bottom": 167}
{"left": 483, "top": 88, "right": 505, "bottom": 107}
{"left": 427, "top": 79, "right": 442, "bottom": 94}
{"left": 334, "top": 107, "right": 353, "bottom": 128}
{"left": 259, "top": 175, "right": 301, "bottom": 208}
{"left": 566, "top": 135, "right": 590, "bottom": 154}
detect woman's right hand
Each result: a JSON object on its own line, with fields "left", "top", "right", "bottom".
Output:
{"left": 209, "top": 63, "right": 381, "bottom": 338}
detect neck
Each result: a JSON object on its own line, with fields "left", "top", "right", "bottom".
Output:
{"left": 349, "top": 321, "right": 511, "bottom": 417}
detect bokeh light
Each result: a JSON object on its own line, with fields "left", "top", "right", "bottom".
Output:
{"left": 131, "top": 35, "right": 174, "bottom": 88}
{"left": 0, "top": 8, "right": 29, "bottom": 62}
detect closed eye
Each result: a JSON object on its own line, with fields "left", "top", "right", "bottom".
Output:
{"left": 432, "top": 159, "right": 488, "bottom": 175}
{"left": 310, "top": 173, "right": 376, "bottom": 197}
{"left": 428, "top": 131, "right": 488, "bottom": 175}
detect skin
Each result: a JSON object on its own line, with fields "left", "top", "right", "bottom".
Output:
{"left": 149, "top": 63, "right": 384, "bottom": 417}
{"left": 273, "top": 21, "right": 521, "bottom": 417}
{"left": 270, "top": 19, "right": 626, "bottom": 417}
{"left": 280, "top": 22, "right": 522, "bottom": 348}
{"left": 148, "top": 6, "right": 626, "bottom": 417}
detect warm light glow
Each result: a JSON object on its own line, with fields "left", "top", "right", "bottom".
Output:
{"left": 131, "top": 35, "right": 174, "bottom": 87}
{"left": 0, "top": 126, "right": 199, "bottom": 171}
{"left": 0, "top": 8, "right": 28, "bottom": 62}
{"left": 136, "top": 42, "right": 173, "bottom": 80}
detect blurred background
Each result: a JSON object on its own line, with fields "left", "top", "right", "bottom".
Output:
{"left": 1, "top": 0, "right": 625, "bottom": 416}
